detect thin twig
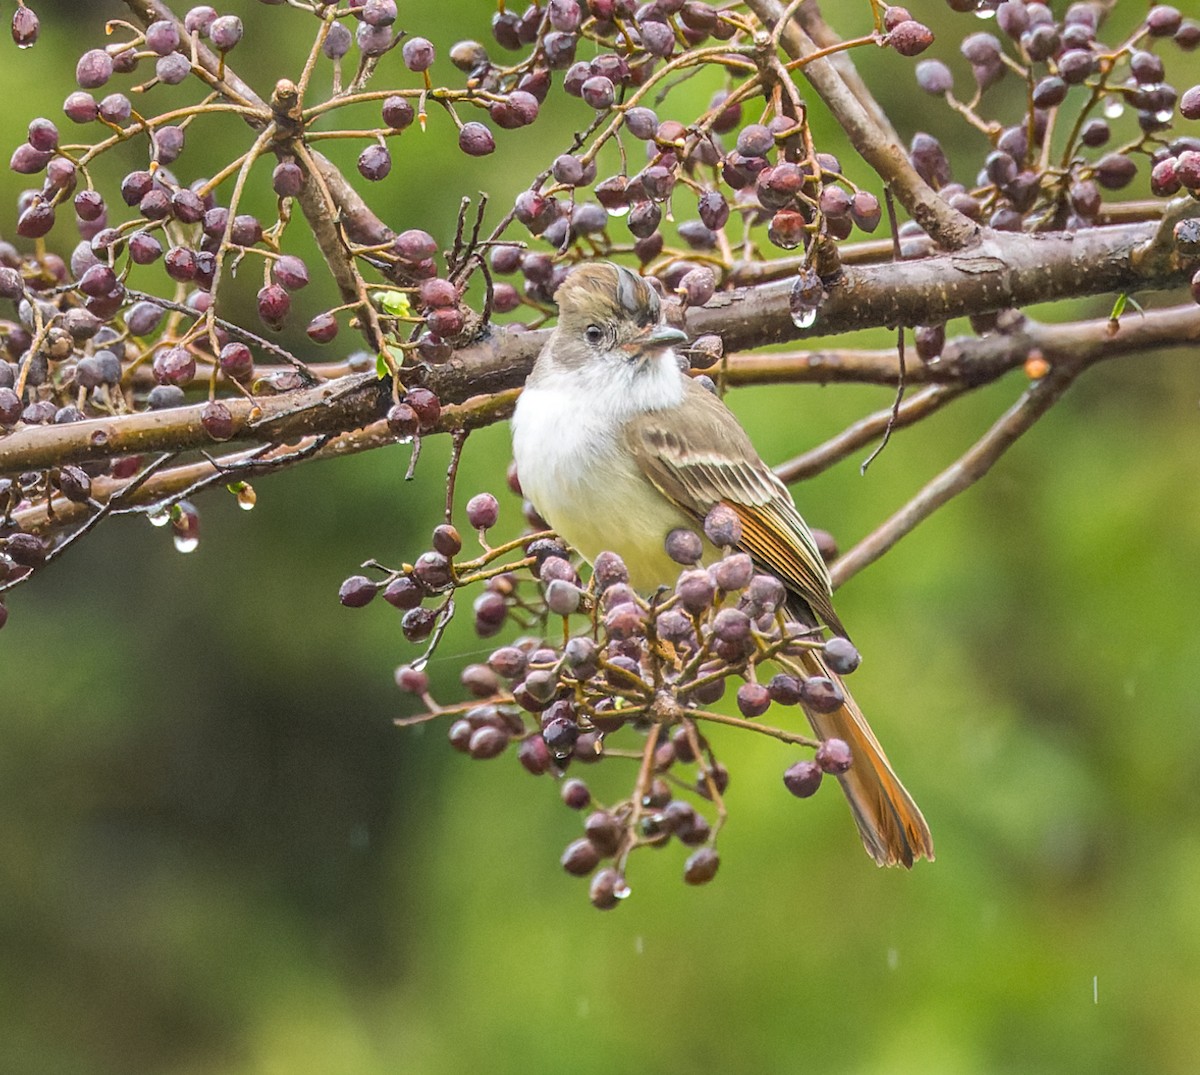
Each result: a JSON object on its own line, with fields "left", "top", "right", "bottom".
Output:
{"left": 775, "top": 384, "right": 962, "bottom": 483}
{"left": 859, "top": 188, "right": 907, "bottom": 474}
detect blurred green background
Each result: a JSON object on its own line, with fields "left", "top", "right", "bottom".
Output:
{"left": 3, "top": 2, "right": 1199, "bottom": 1073}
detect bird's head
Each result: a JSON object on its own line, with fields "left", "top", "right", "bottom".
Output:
{"left": 547, "top": 263, "right": 688, "bottom": 372}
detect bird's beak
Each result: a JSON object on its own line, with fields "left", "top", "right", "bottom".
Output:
{"left": 623, "top": 323, "right": 688, "bottom": 360}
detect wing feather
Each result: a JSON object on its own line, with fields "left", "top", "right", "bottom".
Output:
{"left": 624, "top": 377, "right": 847, "bottom": 637}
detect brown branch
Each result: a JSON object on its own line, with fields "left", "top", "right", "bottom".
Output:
{"left": 3, "top": 220, "right": 1196, "bottom": 477}
{"left": 729, "top": 200, "right": 1173, "bottom": 286}
{"left": 0, "top": 373, "right": 385, "bottom": 474}
{"left": 123, "top": 0, "right": 265, "bottom": 111}
{"left": 830, "top": 362, "right": 1084, "bottom": 589}
{"left": 793, "top": 0, "right": 902, "bottom": 147}
{"left": 11, "top": 389, "right": 520, "bottom": 536}
{"left": 688, "top": 220, "right": 1200, "bottom": 351}
{"left": 123, "top": 0, "right": 395, "bottom": 316}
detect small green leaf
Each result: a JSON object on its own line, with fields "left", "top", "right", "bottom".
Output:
{"left": 1109, "top": 293, "right": 1144, "bottom": 322}
{"left": 376, "top": 289, "right": 412, "bottom": 318}
{"left": 376, "top": 353, "right": 389, "bottom": 379}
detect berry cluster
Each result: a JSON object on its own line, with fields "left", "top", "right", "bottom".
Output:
{"left": 348, "top": 478, "right": 856, "bottom": 907}
{"left": 910, "top": 3, "right": 1199, "bottom": 235}
{"left": 893, "top": 2, "right": 1200, "bottom": 363}
{"left": 476, "top": 0, "right": 907, "bottom": 306}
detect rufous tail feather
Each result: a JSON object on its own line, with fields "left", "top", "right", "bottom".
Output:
{"left": 797, "top": 649, "right": 934, "bottom": 868}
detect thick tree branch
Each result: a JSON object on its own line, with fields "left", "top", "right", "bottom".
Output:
{"left": 3, "top": 221, "right": 1197, "bottom": 476}
{"left": 11, "top": 389, "right": 520, "bottom": 536}
{"left": 690, "top": 219, "right": 1200, "bottom": 350}
{"left": 793, "top": 0, "right": 902, "bottom": 147}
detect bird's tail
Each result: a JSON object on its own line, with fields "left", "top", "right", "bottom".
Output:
{"left": 796, "top": 649, "right": 934, "bottom": 868}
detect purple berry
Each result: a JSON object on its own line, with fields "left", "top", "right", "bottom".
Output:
{"left": 402, "top": 36, "right": 435, "bottom": 71}
{"left": 458, "top": 122, "right": 495, "bottom": 156}
{"left": 76, "top": 49, "right": 113, "bottom": 90}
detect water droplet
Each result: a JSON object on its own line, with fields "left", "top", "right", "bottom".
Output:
{"left": 148, "top": 505, "right": 171, "bottom": 527}
{"left": 173, "top": 533, "right": 199, "bottom": 553}
{"left": 236, "top": 484, "right": 257, "bottom": 510}
{"left": 789, "top": 268, "right": 825, "bottom": 329}
{"left": 1155, "top": 109, "right": 1174, "bottom": 123}
{"left": 1103, "top": 97, "right": 1124, "bottom": 119}
{"left": 973, "top": 3, "right": 997, "bottom": 19}
{"left": 613, "top": 879, "right": 631, "bottom": 899}
{"left": 605, "top": 204, "right": 630, "bottom": 218}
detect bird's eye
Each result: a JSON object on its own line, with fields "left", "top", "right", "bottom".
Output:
{"left": 584, "top": 324, "right": 604, "bottom": 346}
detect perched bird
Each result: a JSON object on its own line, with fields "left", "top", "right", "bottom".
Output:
{"left": 511, "top": 262, "right": 933, "bottom": 867}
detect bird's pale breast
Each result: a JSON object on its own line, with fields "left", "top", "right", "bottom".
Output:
{"left": 512, "top": 380, "right": 701, "bottom": 590}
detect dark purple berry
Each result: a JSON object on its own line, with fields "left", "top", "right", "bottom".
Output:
{"left": 888, "top": 20, "right": 934, "bottom": 57}
{"left": 76, "top": 49, "right": 113, "bottom": 89}
{"left": 210, "top": 15, "right": 243, "bottom": 51}
{"left": 358, "top": 144, "right": 392, "bottom": 181}
{"left": 665, "top": 528, "right": 703, "bottom": 565}
{"left": 799, "top": 675, "right": 844, "bottom": 713}
{"left": 562, "top": 838, "right": 600, "bottom": 875}
{"left": 402, "top": 37, "right": 435, "bottom": 72}
{"left": 468, "top": 725, "right": 509, "bottom": 760}
{"left": 200, "top": 400, "right": 235, "bottom": 441}
{"left": 63, "top": 92, "right": 99, "bottom": 124}
{"left": 915, "top": 59, "right": 953, "bottom": 95}
{"left": 581, "top": 76, "right": 615, "bottom": 110}
{"left": 736, "top": 682, "right": 771, "bottom": 718}
{"left": 683, "top": 847, "right": 719, "bottom": 884}
{"left": 783, "top": 760, "right": 823, "bottom": 797}
{"left": 589, "top": 868, "right": 624, "bottom": 909}
{"left": 404, "top": 387, "right": 441, "bottom": 431}
{"left": 816, "top": 737, "right": 853, "bottom": 774}
{"left": 561, "top": 778, "right": 591, "bottom": 810}
{"left": 11, "top": 6, "right": 39, "bottom": 47}
{"left": 401, "top": 606, "right": 437, "bottom": 641}
{"left": 257, "top": 283, "right": 290, "bottom": 329}
{"left": 219, "top": 342, "right": 253, "bottom": 380}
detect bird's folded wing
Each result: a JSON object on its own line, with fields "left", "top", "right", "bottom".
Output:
{"left": 623, "top": 378, "right": 843, "bottom": 634}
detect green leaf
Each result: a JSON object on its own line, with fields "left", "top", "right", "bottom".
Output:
{"left": 376, "top": 289, "right": 412, "bottom": 318}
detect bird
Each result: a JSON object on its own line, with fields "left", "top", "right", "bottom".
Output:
{"left": 511, "top": 261, "right": 933, "bottom": 867}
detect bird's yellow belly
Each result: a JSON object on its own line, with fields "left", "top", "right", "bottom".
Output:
{"left": 549, "top": 470, "right": 702, "bottom": 591}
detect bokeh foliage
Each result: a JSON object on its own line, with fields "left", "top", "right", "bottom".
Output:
{"left": 2, "top": 1, "right": 1199, "bottom": 1072}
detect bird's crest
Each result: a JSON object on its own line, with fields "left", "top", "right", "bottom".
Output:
{"left": 554, "top": 262, "right": 660, "bottom": 328}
